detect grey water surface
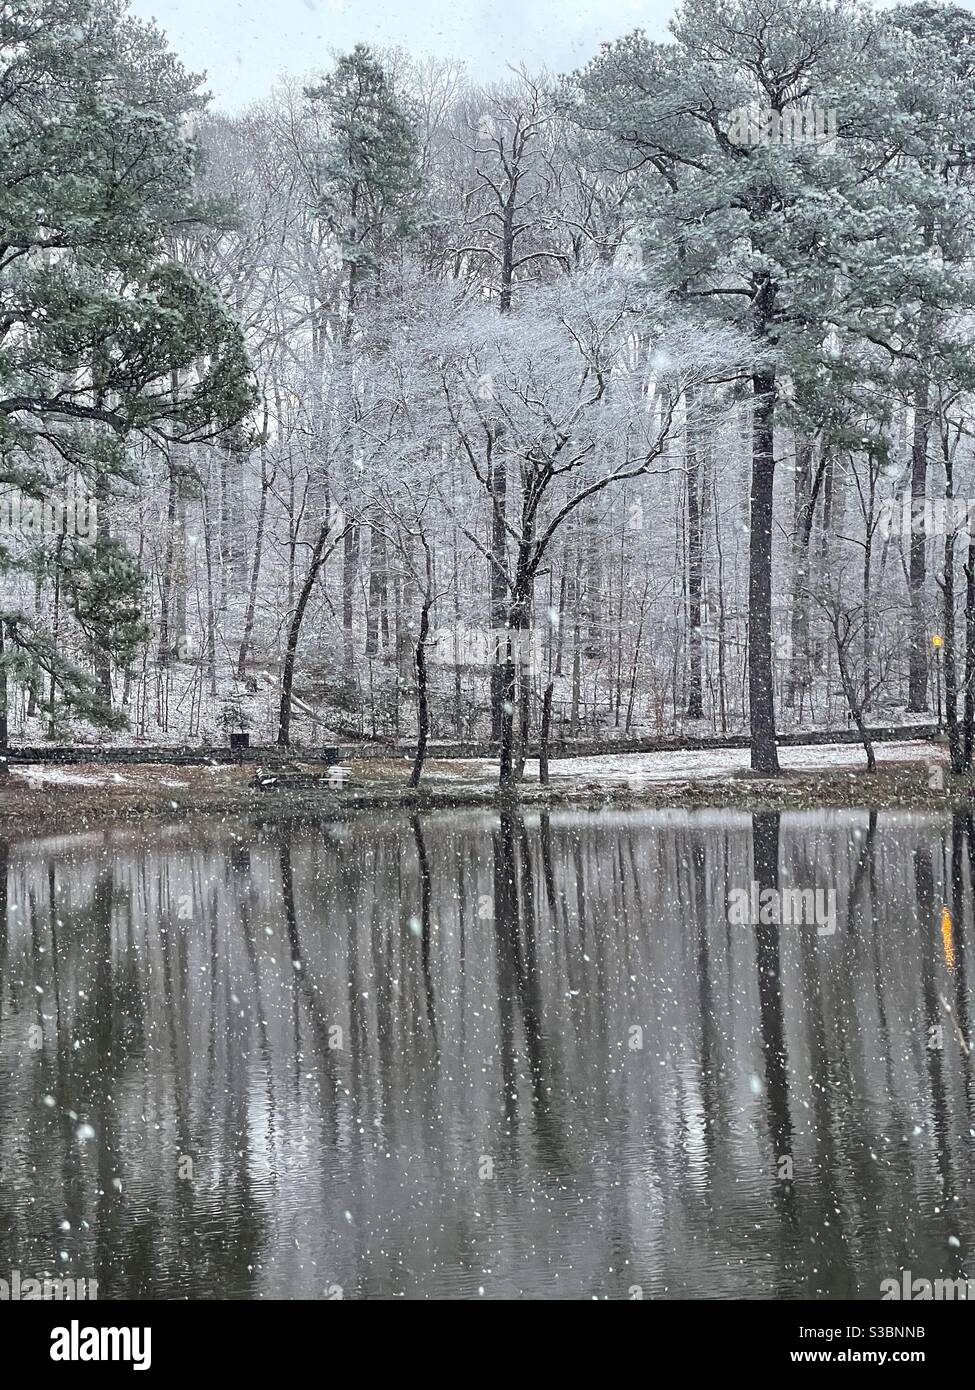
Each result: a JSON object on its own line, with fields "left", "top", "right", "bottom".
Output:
{"left": 0, "top": 807, "right": 972, "bottom": 1300}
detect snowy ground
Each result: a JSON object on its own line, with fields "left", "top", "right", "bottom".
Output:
{"left": 428, "top": 739, "right": 941, "bottom": 785}
{"left": 8, "top": 764, "right": 220, "bottom": 793}
{"left": 13, "top": 766, "right": 111, "bottom": 788}
{"left": 0, "top": 740, "right": 942, "bottom": 826}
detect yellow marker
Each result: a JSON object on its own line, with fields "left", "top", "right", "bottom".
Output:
{"left": 941, "top": 906, "right": 955, "bottom": 972}
{"left": 932, "top": 634, "right": 944, "bottom": 649}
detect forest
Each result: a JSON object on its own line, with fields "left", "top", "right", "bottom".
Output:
{"left": 4, "top": 0, "right": 975, "bottom": 1320}
{"left": 4, "top": 0, "right": 975, "bottom": 785}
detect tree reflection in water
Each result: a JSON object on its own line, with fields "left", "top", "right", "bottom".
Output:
{"left": 0, "top": 807, "right": 972, "bottom": 1299}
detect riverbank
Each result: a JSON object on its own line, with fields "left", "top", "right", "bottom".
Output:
{"left": 0, "top": 738, "right": 967, "bottom": 834}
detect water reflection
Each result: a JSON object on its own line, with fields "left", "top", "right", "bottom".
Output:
{"left": 0, "top": 807, "right": 972, "bottom": 1299}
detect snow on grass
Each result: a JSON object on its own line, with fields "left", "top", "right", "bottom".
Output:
{"left": 428, "top": 740, "right": 940, "bottom": 785}
{"left": 13, "top": 766, "right": 110, "bottom": 788}
{"left": 12, "top": 766, "right": 199, "bottom": 791}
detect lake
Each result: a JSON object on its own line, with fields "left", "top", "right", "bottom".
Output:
{"left": 0, "top": 807, "right": 972, "bottom": 1300}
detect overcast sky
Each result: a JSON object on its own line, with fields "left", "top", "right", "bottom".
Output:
{"left": 126, "top": 0, "right": 674, "bottom": 107}
{"left": 128, "top": 0, "right": 974, "bottom": 111}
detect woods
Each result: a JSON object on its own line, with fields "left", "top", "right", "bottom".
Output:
{"left": 5, "top": 0, "right": 975, "bottom": 783}
{"left": 4, "top": 0, "right": 975, "bottom": 1321}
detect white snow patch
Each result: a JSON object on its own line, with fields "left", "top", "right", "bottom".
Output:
{"left": 14, "top": 766, "right": 108, "bottom": 788}
{"left": 435, "top": 740, "right": 938, "bottom": 785}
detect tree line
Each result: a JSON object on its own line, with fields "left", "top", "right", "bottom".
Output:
{"left": 4, "top": 0, "right": 975, "bottom": 784}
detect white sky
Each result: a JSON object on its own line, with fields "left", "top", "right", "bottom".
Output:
{"left": 127, "top": 0, "right": 674, "bottom": 107}
{"left": 128, "top": 0, "right": 975, "bottom": 112}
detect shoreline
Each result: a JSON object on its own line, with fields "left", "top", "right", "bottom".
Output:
{"left": 0, "top": 752, "right": 969, "bottom": 836}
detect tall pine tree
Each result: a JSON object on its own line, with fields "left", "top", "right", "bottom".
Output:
{"left": 0, "top": 0, "right": 253, "bottom": 740}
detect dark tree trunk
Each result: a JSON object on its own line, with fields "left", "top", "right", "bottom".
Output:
{"left": 498, "top": 636, "right": 518, "bottom": 786}
{"left": 908, "top": 380, "right": 930, "bottom": 711}
{"left": 942, "top": 530, "right": 964, "bottom": 774}
{"left": 751, "top": 810, "right": 793, "bottom": 1174}
{"left": 499, "top": 532, "right": 533, "bottom": 784}
{"left": 488, "top": 433, "right": 508, "bottom": 742}
{"left": 749, "top": 368, "right": 780, "bottom": 774}
{"left": 539, "top": 680, "right": 554, "bottom": 785}
{"left": 963, "top": 532, "right": 975, "bottom": 768}
{"left": 685, "top": 385, "right": 704, "bottom": 720}
{"left": 0, "top": 620, "right": 7, "bottom": 754}
{"left": 409, "top": 595, "right": 431, "bottom": 788}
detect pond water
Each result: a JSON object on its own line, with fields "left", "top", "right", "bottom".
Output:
{"left": 0, "top": 807, "right": 972, "bottom": 1300}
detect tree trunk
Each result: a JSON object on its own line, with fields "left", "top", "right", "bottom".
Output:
{"left": 498, "top": 636, "right": 518, "bottom": 785}
{"left": 685, "top": 385, "right": 704, "bottom": 719}
{"left": 908, "top": 380, "right": 930, "bottom": 711}
{"left": 943, "top": 529, "right": 963, "bottom": 773}
{"left": 278, "top": 521, "right": 344, "bottom": 747}
{"left": 219, "top": 425, "right": 248, "bottom": 606}
{"left": 539, "top": 680, "right": 554, "bottom": 784}
{"left": 94, "top": 471, "right": 113, "bottom": 706}
{"left": 236, "top": 444, "right": 270, "bottom": 681}
{"left": 409, "top": 595, "right": 431, "bottom": 788}
{"left": 488, "top": 432, "right": 507, "bottom": 741}
{"left": 786, "top": 438, "right": 826, "bottom": 714}
{"left": 499, "top": 556, "right": 532, "bottom": 785}
{"left": 749, "top": 368, "right": 780, "bottom": 774}
{"left": 835, "top": 631, "right": 876, "bottom": 773}
{"left": 0, "top": 620, "right": 7, "bottom": 754}
{"left": 157, "top": 460, "right": 178, "bottom": 667}
{"left": 342, "top": 524, "right": 359, "bottom": 677}
{"left": 365, "top": 521, "right": 387, "bottom": 659}
{"left": 963, "top": 531, "right": 975, "bottom": 768}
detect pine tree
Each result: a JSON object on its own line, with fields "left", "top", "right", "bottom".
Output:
{"left": 0, "top": 0, "right": 253, "bottom": 738}
{"left": 305, "top": 44, "right": 422, "bottom": 328}
{"left": 568, "top": 0, "right": 975, "bottom": 771}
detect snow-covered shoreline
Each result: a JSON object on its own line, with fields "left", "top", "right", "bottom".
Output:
{"left": 424, "top": 739, "right": 943, "bottom": 785}
{"left": 0, "top": 738, "right": 958, "bottom": 836}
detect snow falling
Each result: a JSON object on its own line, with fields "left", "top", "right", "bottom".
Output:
{"left": 1, "top": 0, "right": 975, "bottom": 1306}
